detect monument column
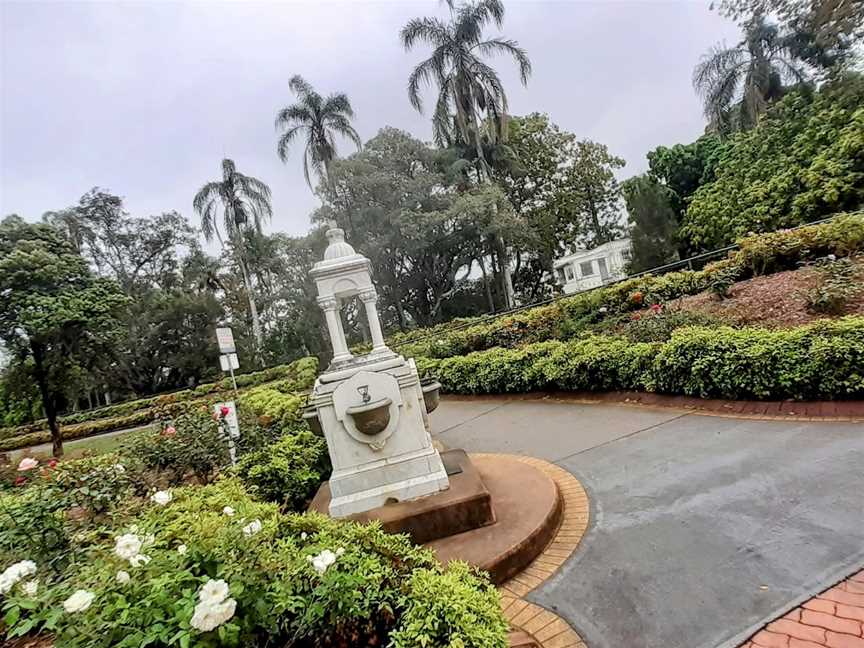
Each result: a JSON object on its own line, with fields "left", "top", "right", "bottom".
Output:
{"left": 318, "top": 297, "right": 353, "bottom": 363}
{"left": 360, "top": 289, "right": 389, "bottom": 354}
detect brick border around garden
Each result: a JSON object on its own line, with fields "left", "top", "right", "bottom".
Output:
{"left": 473, "top": 453, "right": 591, "bottom": 648}
{"left": 447, "top": 393, "right": 864, "bottom": 422}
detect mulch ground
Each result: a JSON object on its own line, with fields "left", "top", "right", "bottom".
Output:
{"left": 739, "top": 569, "right": 864, "bottom": 648}
{"left": 665, "top": 260, "right": 864, "bottom": 328}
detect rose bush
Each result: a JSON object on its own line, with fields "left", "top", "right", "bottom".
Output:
{"left": 1, "top": 478, "right": 508, "bottom": 648}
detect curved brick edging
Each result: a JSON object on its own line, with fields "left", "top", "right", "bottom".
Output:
{"left": 737, "top": 568, "right": 864, "bottom": 648}
{"left": 448, "top": 393, "right": 864, "bottom": 422}
{"left": 472, "top": 453, "right": 590, "bottom": 648}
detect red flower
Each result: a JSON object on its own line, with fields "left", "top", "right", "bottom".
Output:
{"left": 48, "top": 458, "right": 59, "bottom": 469}
{"left": 650, "top": 303, "right": 662, "bottom": 313}
{"left": 14, "top": 476, "right": 26, "bottom": 486}
{"left": 220, "top": 406, "right": 230, "bottom": 417}
{"left": 631, "top": 291, "right": 644, "bottom": 304}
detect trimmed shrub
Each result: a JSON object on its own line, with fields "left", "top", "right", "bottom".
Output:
{"left": 233, "top": 431, "right": 330, "bottom": 511}
{"left": 0, "top": 357, "right": 320, "bottom": 446}
{"left": 422, "top": 317, "right": 864, "bottom": 401}
{"left": 2, "top": 478, "right": 508, "bottom": 648}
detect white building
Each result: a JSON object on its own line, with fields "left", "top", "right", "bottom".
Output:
{"left": 553, "top": 237, "right": 632, "bottom": 294}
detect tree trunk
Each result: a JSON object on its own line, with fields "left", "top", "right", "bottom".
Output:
{"left": 235, "top": 243, "right": 263, "bottom": 361}
{"left": 478, "top": 256, "right": 496, "bottom": 313}
{"left": 31, "top": 340, "right": 62, "bottom": 457}
{"left": 586, "top": 189, "right": 604, "bottom": 246}
{"left": 464, "top": 84, "right": 515, "bottom": 309}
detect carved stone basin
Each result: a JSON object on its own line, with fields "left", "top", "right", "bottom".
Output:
{"left": 302, "top": 408, "right": 323, "bottom": 436}
{"left": 421, "top": 381, "right": 442, "bottom": 414}
{"left": 346, "top": 397, "right": 392, "bottom": 436}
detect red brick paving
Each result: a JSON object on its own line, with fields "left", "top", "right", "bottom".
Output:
{"left": 739, "top": 570, "right": 864, "bottom": 648}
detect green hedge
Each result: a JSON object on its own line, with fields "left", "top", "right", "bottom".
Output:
{"left": 398, "top": 213, "right": 864, "bottom": 360}
{"left": 0, "top": 358, "right": 319, "bottom": 442}
{"left": 418, "top": 317, "right": 864, "bottom": 401}
{"left": 0, "top": 358, "right": 319, "bottom": 452}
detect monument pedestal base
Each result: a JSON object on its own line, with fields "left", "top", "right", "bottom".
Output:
{"left": 310, "top": 449, "right": 495, "bottom": 544}
{"left": 310, "top": 451, "right": 562, "bottom": 584}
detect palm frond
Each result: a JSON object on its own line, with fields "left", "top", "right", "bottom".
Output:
{"left": 277, "top": 125, "right": 306, "bottom": 162}
{"left": 400, "top": 17, "right": 449, "bottom": 50}
{"left": 288, "top": 75, "right": 315, "bottom": 99}
{"left": 407, "top": 50, "right": 449, "bottom": 112}
{"left": 322, "top": 93, "right": 354, "bottom": 118}
{"left": 324, "top": 114, "right": 363, "bottom": 150}
{"left": 474, "top": 38, "right": 532, "bottom": 84}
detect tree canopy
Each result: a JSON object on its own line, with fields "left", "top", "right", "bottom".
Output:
{"left": 683, "top": 74, "right": 864, "bottom": 248}
{"left": 0, "top": 216, "right": 128, "bottom": 455}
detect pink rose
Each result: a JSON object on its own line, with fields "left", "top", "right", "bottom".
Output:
{"left": 162, "top": 426, "right": 177, "bottom": 437}
{"left": 220, "top": 406, "right": 230, "bottom": 417}
{"left": 17, "top": 457, "right": 39, "bottom": 472}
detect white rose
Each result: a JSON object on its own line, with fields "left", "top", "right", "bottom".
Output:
{"left": 827, "top": 253, "right": 837, "bottom": 261}
{"left": 150, "top": 490, "right": 172, "bottom": 506}
{"left": 116, "top": 571, "right": 131, "bottom": 584}
{"left": 114, "top": 534, "right": 143, "bottom": 561}
{"left": 190, "top": 598, "right": 236, "bottom": 632}
{"left": 310, "top": 549, "right": 338, "bottom": 575}
{"left": 0, "top": 560, "right": 37, "bottom": 594}
{"left": 242, "top": 520, "right": 262, "bottom": 537}
{"left": 198, "top": 579, "right": 230, "bottom": 606}
{"left": 20, "top": 579, "right": 38, "bottom": 597}
{"left": 17, "top": 458, "right": 38, "bottom": 472}
{"left": 222, "top": 506, "right": 235, "bottom": 517}
{"left": 113, "top": 464, "right": 126, "bottom": 474}
{"left": 336, "top": 547, "right": 345, "bottom": 557}
{"left": 300, "top": 532, "right": 307, "bottom": 540}
{"left": 63, "top": 589, "right": 95, "bottom": 613}
{"left": 177, "top": 544, "right": 188, "bottom": 555}
{"left": 128, "top": 554, "right": 151, "bottom": 568}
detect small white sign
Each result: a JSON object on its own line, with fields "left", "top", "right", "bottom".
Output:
{"left": 214, "top": 401, "right": 240, "bottom": 438}
{"left": 215, "top": 327, "right": 236, "bottom": 354}
{"left": 219, "top": 353, "right": 239, "bottom": 371}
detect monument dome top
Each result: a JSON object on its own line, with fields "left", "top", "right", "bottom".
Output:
{"left": 323, "top": 227, "right": 356, "bottom": 261}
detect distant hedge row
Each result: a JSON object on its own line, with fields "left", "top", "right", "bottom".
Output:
{"left": 396, "top": 212, "right": 864, "bottom": 360}
{"left": 417, "top": 317, "right": 864, "bottom": 401}
{"left": 0, "top": 357, "right": 319, "bottom": 452}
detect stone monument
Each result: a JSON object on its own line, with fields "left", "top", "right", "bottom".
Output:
{"left": 306, "top": 228, "right": 571, "bottom": 603}
{"left": 306, "top": 226, "right": 450, "bottom": 517}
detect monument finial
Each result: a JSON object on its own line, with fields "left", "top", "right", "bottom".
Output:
{"left": 322, "top": 225, "right": 356, "bottom": 261}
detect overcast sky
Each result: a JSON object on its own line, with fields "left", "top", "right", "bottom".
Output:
{"left": 1, "top": 0, "right": 740, "bottom": 238}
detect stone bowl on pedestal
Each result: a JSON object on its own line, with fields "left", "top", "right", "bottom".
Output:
{"left": 345, "top": 397, "right": 393, "bottom": 436}
{"left": 302, "top": 407, "right": 323, "bottom": 436}
{"left": 421, "top": 380, "right": 442, "bottom": 414}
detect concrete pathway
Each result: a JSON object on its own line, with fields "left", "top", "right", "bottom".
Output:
{"left": 434, "top": 396, "right": 864, "bottom": 648}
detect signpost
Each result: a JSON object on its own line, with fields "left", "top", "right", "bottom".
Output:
{"left": 215, "top": 327, "right": 240, "bottom": 463}
{"left": 215, "top": 327, "right": 239, "bottom": 393}
{"left": 214, "top": 400, "right": 240, "bottom": 464}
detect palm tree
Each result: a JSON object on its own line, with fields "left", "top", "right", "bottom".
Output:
{"left": 275, "top": 75, "right": 362, "bottom": 192}
{"left": 401, "top": 0, "right": 531, "bottom": 309}
{"left": 193, "top": 159, "right": 271, "bottom": 357}
{"left": 693, "top": 14, "right": 808, "bottom": 133}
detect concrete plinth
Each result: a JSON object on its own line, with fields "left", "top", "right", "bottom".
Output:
{"left": 310, "top": 449, "right": 495, "bottom": 544}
